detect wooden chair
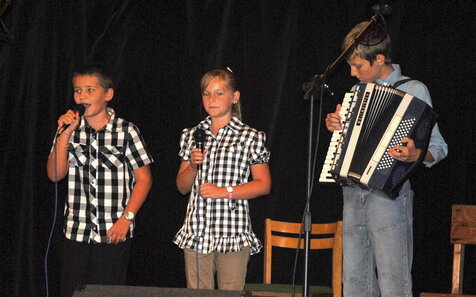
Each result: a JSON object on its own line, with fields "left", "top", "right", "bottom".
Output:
{"left": 244, "top": 218, "right": 343, "bottom": 297}
{"left": 421, "top": 205, "right": 476, "bottom": 297}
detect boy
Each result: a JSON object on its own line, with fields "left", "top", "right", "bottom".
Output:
{"left": 46, "top": 64, "right": 153, "bottom": 297}
{"left": 325, "top": 22, "right": 448, "bottom": 296}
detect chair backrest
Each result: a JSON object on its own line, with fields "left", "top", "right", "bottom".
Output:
{"left": 263, "top": 218, "right": 343, "bottom": 297}
{"left": 450, "top": 205, "right": 476, "bottom": 294}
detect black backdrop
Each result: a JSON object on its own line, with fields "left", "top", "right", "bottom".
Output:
{"left": 0, "top": 1, "right": 474, "bottom": 296}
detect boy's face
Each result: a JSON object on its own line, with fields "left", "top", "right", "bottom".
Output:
{"left": 73, "top": 75, "right": 113, "bottom": 118}
{"left": 346, "top": 55, "right": 386, "bottom": 83}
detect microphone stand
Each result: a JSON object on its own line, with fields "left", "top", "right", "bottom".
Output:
{"left": 300, "top": 11, "right": 381, "bottom": 297}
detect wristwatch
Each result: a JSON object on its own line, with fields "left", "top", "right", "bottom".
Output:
{"left": 122, "top": 211, "right": 135, "bottom": 221}
{"left": 226, "top": 186, "right": 234, "bottom": 199}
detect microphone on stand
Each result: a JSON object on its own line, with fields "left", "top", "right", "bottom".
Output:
{"left": 372, "top": 3, "right": 392, "bottom": 15}
{"left": 56, "top": 104, "right": 85, "bottom": 136}
{"left": 193, "top": 128, "right": 207, "bottom": 183}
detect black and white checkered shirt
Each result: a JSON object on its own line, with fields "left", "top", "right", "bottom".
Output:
{"left": 54, "top": 108, "right": 153, "bottom": 243}
{"left": 173, "top": 116, "right": 270, "bottom": 255}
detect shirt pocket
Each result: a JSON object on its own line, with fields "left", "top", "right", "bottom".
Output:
{"left": 100, "top": 146, "right": 125, "bottom": 170}
{"left": 69, "top": 143, "right": 89, "bottom": 167}
{"left": 227, "top": 141, "right": 246, "bottom": 154}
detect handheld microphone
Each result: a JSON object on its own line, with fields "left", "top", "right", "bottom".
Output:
{"left": 193, "top": 128, "right": 207, "bottom": 181}
{"left": 192, "top": 128, "right": 207, "bottom": 286}
{"left": 56, "top": 104, "right": 85, "bottom": 136}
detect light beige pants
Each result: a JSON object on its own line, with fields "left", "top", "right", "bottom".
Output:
{"left": 184, "top": 247, "right": 250, "bottom": 291}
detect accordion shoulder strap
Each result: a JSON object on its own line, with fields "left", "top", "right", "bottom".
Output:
{"left": 392, "top": 78, "right": 413, "bottom": 89}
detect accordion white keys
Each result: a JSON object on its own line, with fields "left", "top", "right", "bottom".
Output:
{"left": 319, "top": 83, "right": 436, "bottom": 198}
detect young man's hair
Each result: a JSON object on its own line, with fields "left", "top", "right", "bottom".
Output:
{"left": 72, "top": 64, "right": 114, "bottom": 89}
{"left": 200, "top": 68, "right": 242, "bottom": 120}
{"left": 342, "top": 21, "right": 392, "bottom": 64}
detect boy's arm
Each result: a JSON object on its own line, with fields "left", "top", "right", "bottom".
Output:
{"left": 123, "top": 165, "right": 153, "bottom": 214}
{"left": 46, "top": 109, "right": 81, "bottom": 181}
{"left": 107, "top": 165, "right": 152, "bottom": 245}
{"left": 46, "top": 133, "right": 74, "bottom": 181}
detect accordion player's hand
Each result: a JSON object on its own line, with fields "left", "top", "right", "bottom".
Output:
{"left": 326, "top": 104, "right": 343, "bottom": 131}
{"left": 388, "top": 137, "right": 422, "bottom": 162}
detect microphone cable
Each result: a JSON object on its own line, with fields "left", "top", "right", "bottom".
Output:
{"left": 44, "top": 107, "right": 84, "bottom": 297}
{"left": 44, "top": 136, "right": 62, "bottom": 297}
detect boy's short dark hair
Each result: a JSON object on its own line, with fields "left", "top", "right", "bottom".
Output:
{"left": 72, "top": 64, "right": 114, "bottom": 89}
{"left": 342, "top": 21, "right": 392, "bottom": 64}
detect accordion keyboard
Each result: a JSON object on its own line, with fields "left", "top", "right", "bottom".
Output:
{"left": 319, "top": 92, "right": 354, "bottom": 183}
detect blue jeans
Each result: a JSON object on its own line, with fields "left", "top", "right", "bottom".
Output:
{"left": 342, "top": 182, "right": 413, "bottom": 297}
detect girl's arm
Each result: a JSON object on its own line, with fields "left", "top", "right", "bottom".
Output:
{"left": 198, "top": 163, "right": 271, "bottom": 200}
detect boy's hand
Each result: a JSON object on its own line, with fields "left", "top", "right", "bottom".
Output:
{"left": 107, "top": 217, "right": 131, "bottom": 245}
{"left": 388, "top": 137, "right": 422, "bottom": 162}
{"left": 325, "top": 104, "right": 343, "bottom": 132}
{"left": 57, "top": 109, "right": 81, "bottom": 136}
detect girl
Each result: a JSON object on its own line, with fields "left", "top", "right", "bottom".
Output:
{"left": 173, "top": 69, "right": 271, "bottom": 291}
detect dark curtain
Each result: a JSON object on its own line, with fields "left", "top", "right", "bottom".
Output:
{"left": 0, "top": 0, "right": 474, "bottom": 296}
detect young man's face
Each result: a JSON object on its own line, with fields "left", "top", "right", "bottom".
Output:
{"left": 73, "top": 75, "right": 113, "bottom": 118}
{"left": 346, "top": 55, "right": 385, "bottom": 83}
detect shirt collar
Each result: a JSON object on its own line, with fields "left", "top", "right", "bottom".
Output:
{"left": 227, "top": 115, "right": 244, "bottom": 134}
{"left": 78, "top": 107, "right": 116, "bottom": 133}
{"left": 197, "top": 115, "right": 244, "bottom": 135}
{"left": 375, "top": 64, "right": 407, "bottom": 87}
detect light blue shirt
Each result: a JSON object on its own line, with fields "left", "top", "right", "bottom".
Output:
{"left": 375, "top": 64, "right": 448, "bottom": 167}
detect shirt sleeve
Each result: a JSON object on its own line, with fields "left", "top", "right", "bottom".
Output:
{"left": 125, "top": 125, "right": 154, "bottom": 170}
{"left": 249, "top": 130, "right": 271, "bottom": 165}
{"left": 403, "top": 80, "right": 448, "bottom": 168}
{"left": 178, "top": 128, "right": 193, "bottom": 162}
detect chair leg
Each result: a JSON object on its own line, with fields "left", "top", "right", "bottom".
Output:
{"left": 451, "top": 244, "right": 465, "bottom": 295}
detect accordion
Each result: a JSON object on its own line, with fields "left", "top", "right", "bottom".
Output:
{"left": 319, "top": 83, "right": 436, "bottom": 198}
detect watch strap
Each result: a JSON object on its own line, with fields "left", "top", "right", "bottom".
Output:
{"left": 226, "top": 186, "right": 233, "bottom": 199}
{"left": 123, "top": 211, "right": 135, "bottom": 221}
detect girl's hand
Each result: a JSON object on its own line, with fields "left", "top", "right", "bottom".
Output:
{"left": 198, "top": 183, "right": 226, "bottom": 199}
{"left": 189, "top": 148, "right": 207, "bottom": 170}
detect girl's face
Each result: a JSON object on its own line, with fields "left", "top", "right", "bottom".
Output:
{"left": 73, "top": 75, "right": 113, "bottom": 118}
{"left": 202, "top": 77, "right": 239, "bottom": 120}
